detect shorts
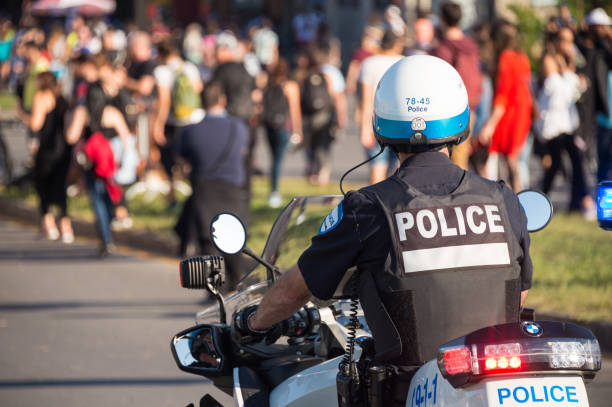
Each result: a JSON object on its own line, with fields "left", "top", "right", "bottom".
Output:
{"left": 366, "top": 144, "right": 398, "bottom": 167}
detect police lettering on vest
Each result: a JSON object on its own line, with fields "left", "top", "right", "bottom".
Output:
{"left": 393, "top": 203, "right": 511, "bottom": 273}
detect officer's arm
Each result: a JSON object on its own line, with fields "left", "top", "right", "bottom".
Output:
{"left": 249, "top": 265, "right": 311, "bottom": 331}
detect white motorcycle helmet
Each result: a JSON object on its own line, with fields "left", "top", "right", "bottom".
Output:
{"left": 373, "top": 55, "right": 470, "bottom": 153}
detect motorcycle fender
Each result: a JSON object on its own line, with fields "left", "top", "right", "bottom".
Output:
{"left": 406, "top": 361, "right": 589, "bottom": 407}
{"left": 406, "top": 360, "right": 487, "bottom": 407}
{"left": 269, "top": 355, "right": 343, "bottom": 407}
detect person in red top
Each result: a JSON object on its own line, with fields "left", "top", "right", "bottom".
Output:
{"left": 479, "top": 20, "right": 532, "bottom": 192}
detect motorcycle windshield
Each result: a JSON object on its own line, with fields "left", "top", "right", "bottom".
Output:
{"left": 196, "top": 195, "right": 343, "bottom": 325}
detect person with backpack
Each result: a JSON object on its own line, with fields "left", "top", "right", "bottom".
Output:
{"left": 432, "top": 1, "right": 483, "bottom": 171}
{"left": 261, "top": 58, "right": 302, "bottom": 208}
{"left": 152, "top": 40, "right": 204, "bottom": 207}
{"left": 301, "top": 46, "right": 346, "bottom": 185}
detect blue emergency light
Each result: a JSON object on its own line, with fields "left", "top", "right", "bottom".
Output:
{"left": 597, "top": 181, "right": 612, "bottom": 231}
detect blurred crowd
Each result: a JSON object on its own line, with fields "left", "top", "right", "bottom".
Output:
{"left": 1, "top": 2, "right": 611, "bottom": 257}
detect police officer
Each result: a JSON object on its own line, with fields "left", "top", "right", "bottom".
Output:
{"left": 236, "top": 56, "right": 532, "bottom": 403}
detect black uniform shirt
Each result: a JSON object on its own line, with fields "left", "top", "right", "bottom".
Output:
{"left": 298, "top": 151, "right": 532, "bottom": 300}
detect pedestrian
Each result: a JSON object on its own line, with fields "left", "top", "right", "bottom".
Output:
{"left": 252, "top": 18, "right": 279, "bottom": 70}
{"left": 433, "top": 1, "right": 483, "bottom": 171}
{"left": 478, "top": 20, "right": 532, "bottom": 192}
{"left": 211, "top": 31, "right": 255, "bottom": 124}
{"left": 537, "top": 27, "right": 595, "bottom": 216}
{"left": 236, "top": 57, "right": 532, "bottom": 407}
{"left": 0, "top": 18, "right": 15, "bottom": 87}
{"left": 581, "top": 8, "right": 612, "bottom": 183}
{"left": 66, "top": 53, "right": 131, "bottom": 256}
{"left": 345, "top": 26, "right": 381, "bottom": 95}
{"left": 470, "top": 22, "right": 495, "bottom": 176}
{"left": 183, "top": 23, "right": 204, "bottom": 66}
{"left": 123, "top": 31, "right": 155, "bottom": 182}
{"left": 211, "top": 31, "right": 256, "bottom": 192}
{"left": 411, "top": 11, "right": 435, "bottom": 54}
{"left": 261, "top": 58, "right": 302, "bottom": 208}
{"left": 73, "top": 24, "right": 102, "bottom": 56}
{"left": 292, "top": 5, "right": 322, "bottom": 50}
{"left": 124, "top": 31, "right": 156, "bottom": 102}
{"left": 300, "top": 47, "right": 338, "bottom": 186}
{"left": 29, "top": 71, "right": 73, "bottom": 242}
{"left": 175, "top": 82, "right": 249, "bottom": 290}
{"left": 383, "top": 5, "right": 407, "bottom": 38}
{"left": 359, "top": 31, "right": 404, "bottom": 184}
{"left": 18, "top": 41, "right": 49, "bottom": 115}
{"left": 152, "top": 40, "right": 204, "bottom": 208}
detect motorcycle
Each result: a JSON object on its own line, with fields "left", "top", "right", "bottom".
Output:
{"left": 171, "top": 191, "right": 602, "bottom": 407}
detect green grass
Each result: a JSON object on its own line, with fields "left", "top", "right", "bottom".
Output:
{"left": 0, "top": 176, "right": 352, "bottom": 252}
{"left": 525, "top": 213, "right": 612, "bottom": 321}
{"left": 2, "top": 177, "right": 611, "bottom": 322}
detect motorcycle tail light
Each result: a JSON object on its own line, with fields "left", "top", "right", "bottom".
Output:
{"left": 482, "top": 343, "right": 522, "bottom": 372}
{"left": 437, "top": 321, "right": 601, "bottom": 388}
{"left": 442, "top": 347, "right": 471, "bottom": 374}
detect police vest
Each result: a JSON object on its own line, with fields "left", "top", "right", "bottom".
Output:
{"left": 356, "top": 170, "right": 523, "bottom": 366}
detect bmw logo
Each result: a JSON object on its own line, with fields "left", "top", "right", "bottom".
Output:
{"left": 522, "top": 321, "right": 543, "bottom": 337}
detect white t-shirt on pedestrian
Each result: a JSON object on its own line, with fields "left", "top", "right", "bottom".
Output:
{"left": 322, "top": 63, "right": 345, "bottom": 93}
{"left": 536, "top": 70, "right": 580, "bottom": 140}
{"left": 253, "top": 27, "right": 278, "bottom": 66}
{"left": 153, "top": 60, "right": 204, "bottom": 125}
{"left": 359, "top": 54, "right": 404, "bottom": 89}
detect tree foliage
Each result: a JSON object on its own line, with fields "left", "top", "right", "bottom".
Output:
{"left": 507, "top": 4, "right": 545, "bottom": 72}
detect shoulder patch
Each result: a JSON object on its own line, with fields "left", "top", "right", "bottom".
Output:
{"left": 318, "top": 201, "right": 344, "bottom": 235}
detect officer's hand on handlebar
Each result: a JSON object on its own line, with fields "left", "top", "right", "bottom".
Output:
{"left": 233, "top": 305, "right": 265, "bottom": 345}
{"left": 232, "top": 306, "right": 321, "bottom": 346}
{"left": 232, "top": 305, "right": 282, "bottom": 346}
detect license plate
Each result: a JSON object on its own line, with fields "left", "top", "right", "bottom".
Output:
{"left": 485, "top": 376, "right": 588, "bottom": 407}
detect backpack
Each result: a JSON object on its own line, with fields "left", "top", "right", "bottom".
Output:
{"left": 262, "top": 82, "right": 289, "bottom": 129}
{"left": 301, "top": 72, "right": 333, "bottom": 115}
{"left": 172, "top": 67, "right": 201, "bottom": 120}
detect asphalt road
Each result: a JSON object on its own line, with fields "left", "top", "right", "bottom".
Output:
{"left": 0, "top": 218, "right": 232, "bottom": 407}
{"left": 0, "top": 219, "right": 611, "bottom": 407}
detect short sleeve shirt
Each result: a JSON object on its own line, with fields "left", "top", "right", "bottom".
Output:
{"left": 153, "top": 61, "right": 200, "bottom": 89}
{"left": 359, "top": 54, "right": 403, "bottom": 89}
{"left": 153, "top": 61, "right": 202, "bottom": 125}
{"left": 127, "top": 59, "right": 155, "bottom": 80}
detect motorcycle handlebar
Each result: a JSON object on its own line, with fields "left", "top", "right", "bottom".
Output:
{"left": 281, "top": 307, "right": 321, "bottom": 338}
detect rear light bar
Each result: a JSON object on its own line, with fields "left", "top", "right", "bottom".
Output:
{"left": 437, "top": 321, "right": 601, "bottom": 388}
{"left": 443, "top": 347, "right": 471, "bottom": 374}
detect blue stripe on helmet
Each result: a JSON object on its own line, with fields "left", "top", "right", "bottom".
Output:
{"left": 373, "top": 106, "right": 470, "bottom": 141}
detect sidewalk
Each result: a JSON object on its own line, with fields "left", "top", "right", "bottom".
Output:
{"left": 0, "top": 194, "right": 178, "bottom": 256}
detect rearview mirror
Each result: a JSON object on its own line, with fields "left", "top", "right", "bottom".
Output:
{"left": 517, "top": 190, "right": 553, "bottom": 232}
{"left": 210, "top": 213, "right": 247, "bottom": 255}
{"left": 171, "top": 324, "right": 228, "bottom": 377}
